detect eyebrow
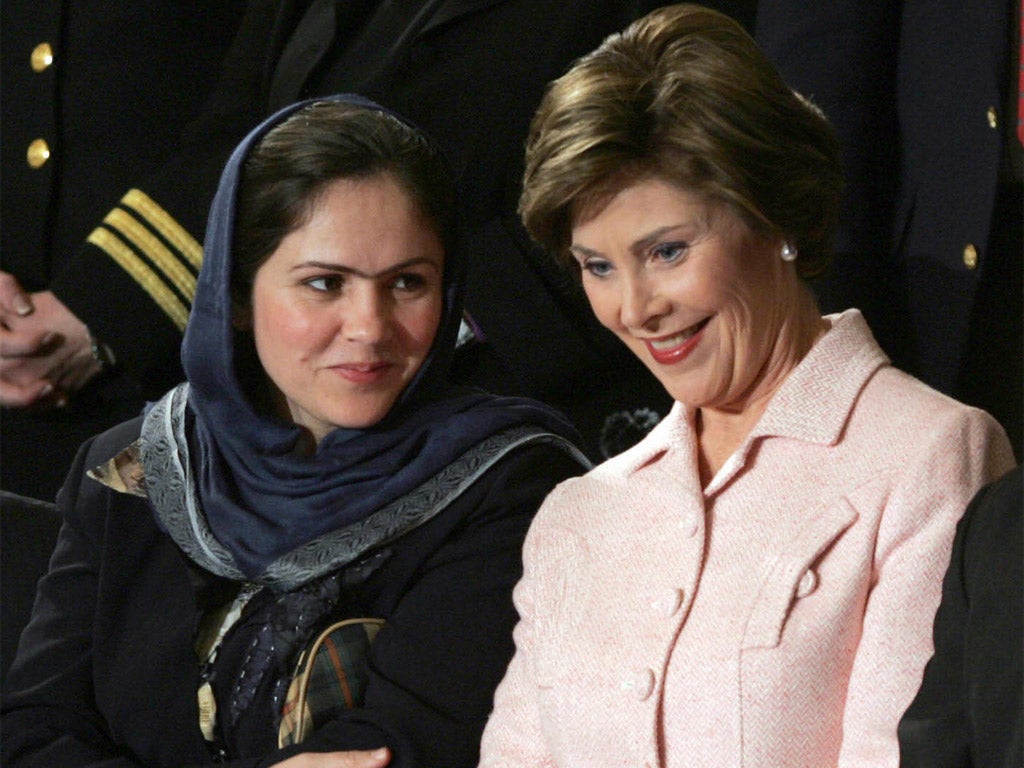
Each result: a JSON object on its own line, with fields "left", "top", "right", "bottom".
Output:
{"left": 290, "top": 257, "right": 441, "bottom": 279}
{"left": 570, "top": 224, "right": 691, "bottom": 260}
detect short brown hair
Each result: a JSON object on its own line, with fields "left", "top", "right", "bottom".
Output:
{"left": 520, "top": 3, "right": 842, "bottom": 279}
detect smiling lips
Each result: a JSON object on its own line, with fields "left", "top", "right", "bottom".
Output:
{"left": 643, "top": 317, "right": 710, "bottom": 364}
{"left": 331, "top": 361, "right": 394, "bottom": 384}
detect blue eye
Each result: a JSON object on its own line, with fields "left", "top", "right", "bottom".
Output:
{"left": 652, "top": 242, "right": 688, "bottom": 263}
{"left": 582, "top": 259, "right": 613, "bottom": 278}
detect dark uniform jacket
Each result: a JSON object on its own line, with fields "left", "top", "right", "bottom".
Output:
{"left": 755, "top": 0, "right": 1022, "bottom": 454}
{"left": 1, "top": 416, "right": 585, "bottom": 767}
{"left": 0, "top": 1, "right": 246, "bottom": 498}
{"left": 37, "top": 0, "right": 757, "bottom": 466}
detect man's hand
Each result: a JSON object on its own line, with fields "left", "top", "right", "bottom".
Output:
{"left": 0, "top": 271, "right": 35, "bottom": 318}
{"left": 0, "top": 271, "right": 102, "bottom": 408}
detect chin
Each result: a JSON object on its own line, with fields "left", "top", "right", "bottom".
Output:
{"left": 328, "top": 414, "right": 386, "bottom": 430}
{"left": 328, "top": 401, "right": 397, "bottom": 430}
{"left": 654, "top": 376, "right": 708, "bottom": 408}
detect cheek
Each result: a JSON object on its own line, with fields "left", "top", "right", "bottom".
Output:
{"left": 395, "top": 299, "right": 443, "bottom": 354}
{"left": 252, "top": 295, "right": 321, "bottom": 359}
{"left": 715, "top": 274, "right": 772, "bottom": 332}
{"left": 708, "top": 290, "right": 781, "bottom": 373}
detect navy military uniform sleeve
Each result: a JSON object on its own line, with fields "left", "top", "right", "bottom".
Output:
{"left": 0, "top": 1, "right": 247, "bottom": 499}
{"left": 44, "top": 0, "right": 273, "bottom": 391}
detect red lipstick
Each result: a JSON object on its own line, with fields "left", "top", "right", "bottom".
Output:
{"left": 643, "top": 318, "right": 709, "bottom": 365}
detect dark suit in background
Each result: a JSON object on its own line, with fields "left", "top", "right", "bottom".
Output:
{"left": 1, "top": 1, "right": 246, "bottom": 499}
{"left": 898, "top": 466, "right": 1023, "bottom": 768}
{"left": 755, "top": 0, "right": 1022, "bottom": 457}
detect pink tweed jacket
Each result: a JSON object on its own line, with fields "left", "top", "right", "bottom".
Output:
{"left": 479, "top": 310, "right": 1015, "bottom": 768}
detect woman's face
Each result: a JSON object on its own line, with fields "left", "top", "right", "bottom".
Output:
{"left": 570, "top": 177, "right": 798, "bottom": 412}
{"left": 248, "top": 174, "right": 444, "bottom": 442}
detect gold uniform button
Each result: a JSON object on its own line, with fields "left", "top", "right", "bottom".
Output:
{"left": 27, "top": 138, "right": 51, "bottom": 169}
{"left": 986, "top": 106, "right": 998, "bottom": 129}
{"left": 963, "top": 244, "right": 978, "bottom": 270}
{"left": 31, "top": 42, "right": 53, "bottom": 72}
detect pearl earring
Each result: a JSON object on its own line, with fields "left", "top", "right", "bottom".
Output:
{"left": 780, "top": 243, "right": 798, "bottom": 262}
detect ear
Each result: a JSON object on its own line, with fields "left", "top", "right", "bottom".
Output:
{"left": 231, "top": 302, "right": 253, "bottom": 331}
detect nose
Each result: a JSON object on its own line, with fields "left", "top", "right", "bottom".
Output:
{"left": 619, "top": 271, "right": 669, "bottom": 330}
{"left": 344, "top": 285, "right": 391, "bottom": 343}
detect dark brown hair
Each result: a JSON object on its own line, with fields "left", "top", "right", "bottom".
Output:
{"left": 231, "top": 100, "right": 456, "bottom": 307}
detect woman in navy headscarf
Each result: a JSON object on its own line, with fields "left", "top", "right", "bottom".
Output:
{"left": 1, "top": 96, "right": 588, "bottom": 768}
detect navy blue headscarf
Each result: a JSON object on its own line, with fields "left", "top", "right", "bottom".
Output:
{"left": 143, "top": 95, "right": 581, "bottom": 583}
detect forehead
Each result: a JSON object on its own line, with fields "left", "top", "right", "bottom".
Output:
{"left": 280, "top": 175, "right": 445, "bottom": 266}
{"left": 310, "top": 173, "right": 420, "bottom": 219}
{"left": 571, "top": 178, "right": 713, "bottom": 235}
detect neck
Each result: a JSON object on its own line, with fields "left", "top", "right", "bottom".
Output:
{"left": 696, "top": 286, "right": 827, "bottom": 486}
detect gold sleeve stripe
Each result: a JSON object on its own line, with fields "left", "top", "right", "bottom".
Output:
{"left": 87, "top": 227, "right": 190, "bottom": 331}
{"left": 104, "top": 208, "right": 197, "bottom": 301}
{"left": 121, "top": 189, "right": 203, "bottom": 270}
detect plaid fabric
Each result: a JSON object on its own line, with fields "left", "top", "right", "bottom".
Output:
{"left": 278, "top": 618, "right": 384, "bottom": 746}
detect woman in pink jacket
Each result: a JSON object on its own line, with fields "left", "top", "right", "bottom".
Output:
{"left": 477, "top": 5, "right": 1016, "bottom": 766}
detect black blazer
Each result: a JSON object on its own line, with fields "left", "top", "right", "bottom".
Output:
{"left": 1, "top": 417, "right": 585, "bottom": 767}
{"left": 898, "top": 466, "right": 1023, "bottom": 768}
